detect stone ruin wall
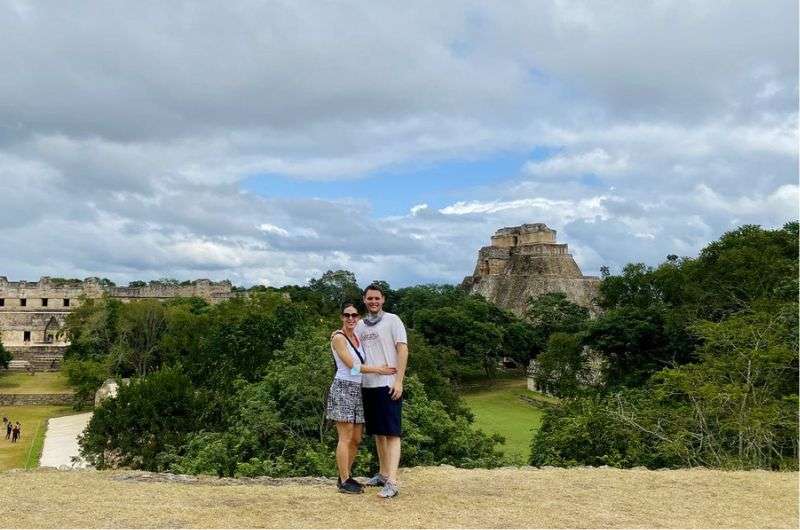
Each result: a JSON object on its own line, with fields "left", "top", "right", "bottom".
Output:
{"left": 463, "top": 224, "right": 600, "bottom": 316}
{"left": 0, "top": 276, "right": 235, "bottom": 369}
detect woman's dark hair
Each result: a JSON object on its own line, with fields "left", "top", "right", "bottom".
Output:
{"left": 362, "top": 283, "right": 385, "bottom": 297}
{"left": 340, "top": 301, "right": 359, "bottom": 314}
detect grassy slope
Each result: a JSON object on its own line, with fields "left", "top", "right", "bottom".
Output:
{"left": 462, "top": 378, "right": 548, "bottom": 461}
{"left": 0, "top": 405, "right": 77, "bottom": 470}
{"left": 0, "top": 467, "right": 796, "bottom": 528}
{"left": 0, "top": 372, "right": 73, "bottom": 394}
{"left": 0, "top": 371, "right": 79, "bottom": 470}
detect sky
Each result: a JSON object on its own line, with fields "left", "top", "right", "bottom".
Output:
{"left": 0, "top": 1, "right": 797, "bottom": 288}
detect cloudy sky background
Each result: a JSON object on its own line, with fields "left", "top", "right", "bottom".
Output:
{"left": 1, "top": 1, "right": 797, "bottom": 288}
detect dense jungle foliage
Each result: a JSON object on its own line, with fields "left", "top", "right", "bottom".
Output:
{"left": 67, "top": 271, "right": 532, "bottom": 476}
{"left": 65, "top": 222, "right": 798, "bottom": 474}
{"left": 0, "top": 337, "right": 10, "bottom": 369}
{"left": 530, "top": 222, "right": 798, "bottom": 470}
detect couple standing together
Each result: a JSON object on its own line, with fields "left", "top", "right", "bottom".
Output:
{"left": 325, "top": 283, "right": 408, "bottom": 498}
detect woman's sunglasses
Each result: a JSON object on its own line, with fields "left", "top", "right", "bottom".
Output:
{"left": 342, "top": 312, "right": 359, "bottom": 319}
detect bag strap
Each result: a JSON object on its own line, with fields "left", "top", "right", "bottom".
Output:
{"left": 332, "top": 331, "right": 365, "bottom": 364}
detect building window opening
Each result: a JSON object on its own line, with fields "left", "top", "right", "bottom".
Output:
{"left": 23, "top": 331, "right": 31, "bottom": 342}
{"left": 20, "top": 298, "right": 26, "bottom": 307}
{"left": 0, "top": 298, "right": 4, "bottom": 307}
{"left": 63, "top": 298, "right": 70, "bottom": 307}
{"left": 42, "top": 298, "right": 48, "bottom": 307}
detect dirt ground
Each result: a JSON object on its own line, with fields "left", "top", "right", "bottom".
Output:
{"left": 0, "top": 465, "right": 796, "bottom": 528}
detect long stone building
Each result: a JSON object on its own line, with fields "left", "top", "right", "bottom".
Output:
{"left": 462, "top": 223, "right": 600, "bottom": 315}
{"left": 0, "top": 277, "right": 235, "bottom": 370}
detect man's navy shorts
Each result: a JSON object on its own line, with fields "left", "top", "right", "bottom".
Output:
{"left": 362, "top": 386, "right": 402, "bottom": 437}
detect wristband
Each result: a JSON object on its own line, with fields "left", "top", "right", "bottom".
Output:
{"left": 350, "top": 365, "right": 362, "bottom": 376}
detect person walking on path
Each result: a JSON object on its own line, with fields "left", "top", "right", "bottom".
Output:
{"left": 5, "top": 420, "right": 12, "bottom": 440}
{"left": 11, "top": 422, "right": 20, "bottom": 443}
{"left": 355, "top": 283, "right": 408, "bottom": 499}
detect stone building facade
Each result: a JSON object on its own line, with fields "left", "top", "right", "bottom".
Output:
{"left": 462, "top": 223, "right": 600, "bottom": 316}
{"left": 0, "top": 277, "right": 234, "bottom": 370}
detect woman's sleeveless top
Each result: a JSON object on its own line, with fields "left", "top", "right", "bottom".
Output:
{"left": 331, "top": 332, "right": 363, "bottom": 383}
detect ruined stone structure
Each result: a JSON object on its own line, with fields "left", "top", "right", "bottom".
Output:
{"left": 462, "top": 223, "right": 600, "bottom": 316}
{"left": 0, "top": 277, "right": 235, "bottom": 371}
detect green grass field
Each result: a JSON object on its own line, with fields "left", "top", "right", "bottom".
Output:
{"left": 0, "top": 372, "right": 72, "bottom": 394}
{"left": 463, "top": 378, "right": 551, "bottom": 462}
{"left": 0, "top": 405, "right": 77, "bottom": 470}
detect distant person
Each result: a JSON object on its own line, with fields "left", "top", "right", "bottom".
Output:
{"left": 355, "top": 284, "right": 408, "bottom": 498}
{"left": 5, "top": 420, "right": 11, "bottom": 440}
{"left": 11, "top": 422, "right": 20, "bottom": 443}
{"left": 327, "top": 302, "right": 396, "bottom": 494}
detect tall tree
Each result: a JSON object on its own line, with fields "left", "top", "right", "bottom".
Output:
{"left": 0, "top": 335, "right": 11, "bottom": 369}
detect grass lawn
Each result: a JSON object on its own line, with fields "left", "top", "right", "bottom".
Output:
{"left": 463, "top": 378, "right": 550, "bottom": 462}
{"left": 0, "top": 405, "right": 77, "bottom": 471}
{"left": 0, "top": 372, "right": 72, "bottom": 394}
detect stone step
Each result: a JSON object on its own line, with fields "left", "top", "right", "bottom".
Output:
{"left": 30, "top": 358, "right": 61, "bottom": 371}
{"left": 6, "top": 360, "right": 32, "bottom": 372}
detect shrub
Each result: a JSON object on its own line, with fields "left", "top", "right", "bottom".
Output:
{"left": 79, "top": 367, "right": 204, "bottom": 470}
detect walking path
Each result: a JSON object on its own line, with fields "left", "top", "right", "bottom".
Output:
{"left": 39, "top": 412, "right": 93, "bottom": 469}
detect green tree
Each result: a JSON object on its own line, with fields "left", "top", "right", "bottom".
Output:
{"left": 414, "top": 306, "right": 503, "bottom": 378}
{"left": 177, "top": 292, "right": 302, "bottom": 389}
{"left": 80, "top": 367, "right": 205, "bottom": 470}
{"left": 61, "top": 357, "right": 110, "bottom": 408}
{"left": 406, "top": 330, "right": 471, "bottom": 418}
{"left": 392, "top": 284, "right": 467, "bottom": 327}
{"left": 644, "top": 304, "right": 799, "bottom": 469}
{"left": 533, "top": 332, "right": 584, "bottom": 397}
{"left": 531, "top": 393, "right": 652, "bottom": 468}
{"left": 169, "top": 326, "right": 504, "bottom": 477}
{"left": 61, "top": 297, "right": 122, "bottom": 361}
{"left": 501, "top": 321, "right": 540, "bottom": 366}
{"left": 583, "top": 305, "right": 679, "bottom": 387}
{"left": 685, "top": 222, "right": 799, "bottom": 320}
{"left": 0, "top": 334, "right": 11, "bottom": 369}
{"left": 525, "top": 292, "right": 589, "bottom": 355}
{"left": 112, "top": 300, "right": 167, "bottom": 377}
{"left": 308, "top": 270, "right": 362, "bottom": 311}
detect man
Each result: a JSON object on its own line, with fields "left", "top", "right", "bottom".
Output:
{"left": 355, "top": 283, "right": 408, "bottom": 498}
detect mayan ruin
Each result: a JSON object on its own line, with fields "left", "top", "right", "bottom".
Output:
{"left": 0, "top": 277, "right": 235, "bottom": 371}
{"left": 462, "top": 223, "right": 600, "bottom": 315}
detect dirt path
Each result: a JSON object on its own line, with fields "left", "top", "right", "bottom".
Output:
{"left": 0, "top": 466, "right": 796, "bottom": 528}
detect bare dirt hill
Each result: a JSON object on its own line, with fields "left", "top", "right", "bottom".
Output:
{"left": 0, "top": 466, "right": 796, "bottom": 528}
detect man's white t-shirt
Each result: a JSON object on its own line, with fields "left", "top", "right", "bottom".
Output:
{"left": 355, "top": 312, "right": 407, "bottom": 388}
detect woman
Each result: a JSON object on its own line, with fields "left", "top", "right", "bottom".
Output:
{"left": 326, "top": 302, "right": 395, "bottom": 494}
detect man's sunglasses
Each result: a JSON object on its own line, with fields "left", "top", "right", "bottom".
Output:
{"left": 342, "top": 313, "right": 359, "bottom": 319}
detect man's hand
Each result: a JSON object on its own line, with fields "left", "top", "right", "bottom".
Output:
{"left": 389, "top": 380, "right": 403, "bottom": 400}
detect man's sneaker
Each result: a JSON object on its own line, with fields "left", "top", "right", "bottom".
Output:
{"left": 345, "top": 477, "right": 364, "bottom": 491}
{"left": 337, "top": 478, "right": 362, "bottom": 494}
{"left": 365, "top": 473, "right": 387, "bottom": 487}
{"left": 377, "top": 480, "right": 399, "bottom": 498}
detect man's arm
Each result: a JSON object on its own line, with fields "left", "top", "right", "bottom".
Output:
{"left": 390, "top": 342, "right": 408, "bottom": 400}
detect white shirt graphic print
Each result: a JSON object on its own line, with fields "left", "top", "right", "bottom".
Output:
{"left": 355, "top": 312, "right": 407, "bottom": 388}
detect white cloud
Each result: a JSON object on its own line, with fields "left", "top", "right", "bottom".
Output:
{"left": 524, "top": 148, "right": 629, "bottom": 176}
{"left": 257, "top": 224, "right": 290, "bottom": 237}
{"left": 410, "top": 203, "right": 429, "bottom": 216}
{"left": 0, "top": 1, "right": 795, "bottom": 287}
{"left": 439, "top": 196, "right": 609, "bottom": 219}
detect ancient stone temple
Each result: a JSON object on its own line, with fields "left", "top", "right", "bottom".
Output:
{"left": 0, "top": 277, "right": 235, "bottom": 371}
{"left": 462, "top": 223, "right": 600, "bottom": 315}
